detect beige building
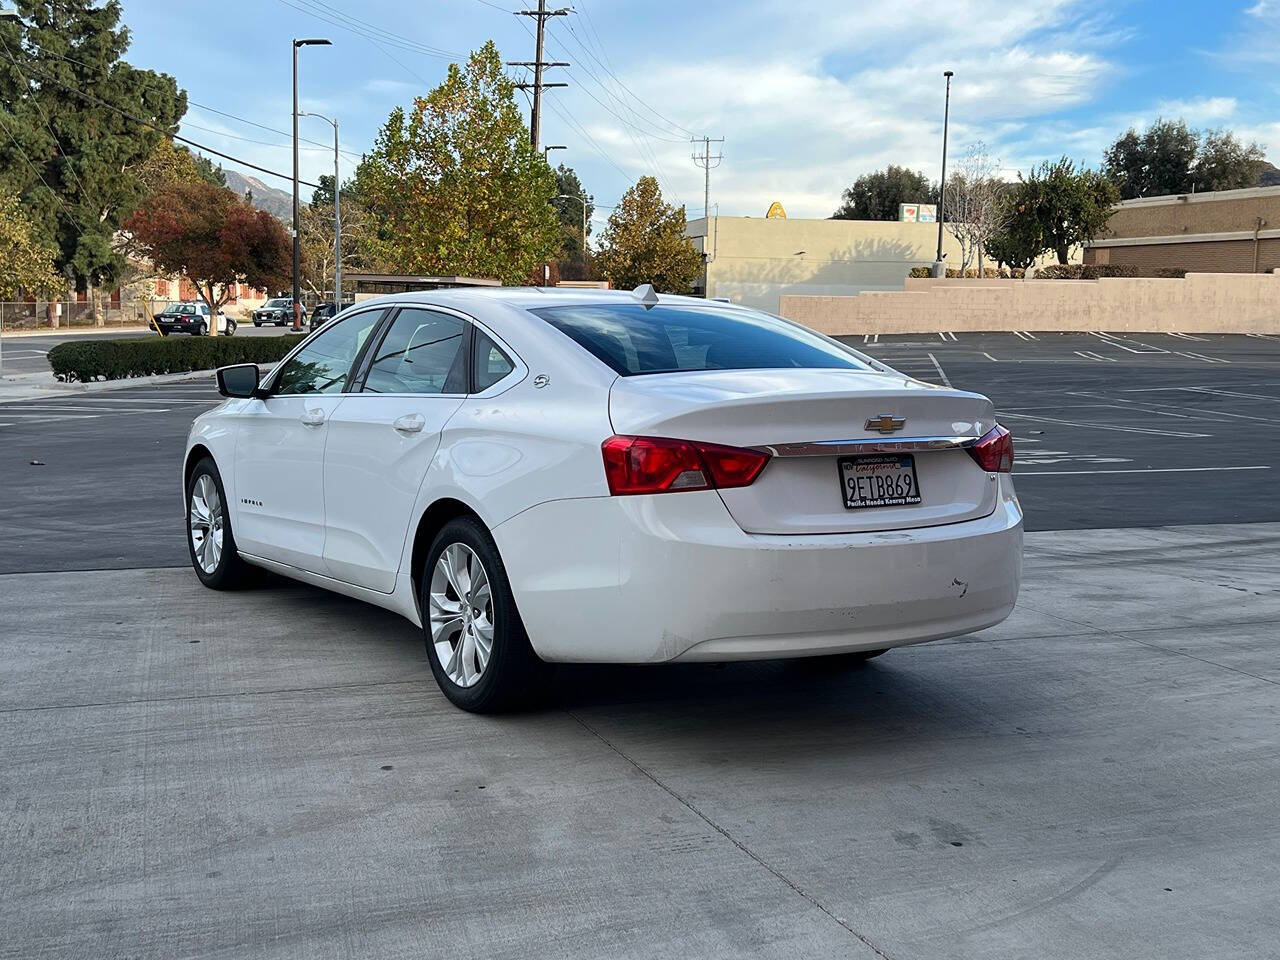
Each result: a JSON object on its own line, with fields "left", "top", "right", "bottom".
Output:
{"left": 1086, "top": 185, "right": 1280, "bottom": 274}
{"left": 685, "top": 216, "right": 966, "bottom": 313}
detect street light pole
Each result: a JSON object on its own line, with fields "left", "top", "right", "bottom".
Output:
{"left": 934, "top": 70, "right": 954, "bottom": 277}
{"left": 292, "top": 38, "right": 331, "bottom": 331}
{"left": 544, "top": 145, "right": 566, "bottom": 159}
{"left": 301, "top": 111, "right": 342, "bottom": 309}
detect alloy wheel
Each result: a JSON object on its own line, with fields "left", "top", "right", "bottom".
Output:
{"left": 189, "top": 474, "right": 224, "bottom": 574}
{"left": 428, "top": 543, "right": 494, "bottom": 688}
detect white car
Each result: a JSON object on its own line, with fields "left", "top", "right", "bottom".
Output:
{"left": 185, "top": 286, "right": 1022, "bottom": 712}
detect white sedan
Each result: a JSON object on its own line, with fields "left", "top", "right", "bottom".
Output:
{"left": 185, "top": 286, "right": 1022, "bottom": 711}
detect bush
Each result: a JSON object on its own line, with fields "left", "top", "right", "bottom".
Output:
{"left": 1032, "top": 263, "right": 1188, "bottom": 280}
{"left": 908, "top": 266, "right": 933, "bottom": 278}
{"left": 1034, "top": 263, "right": 1086, "bottom": 279}
{"left": 49, "top": 333, "right": 305, "bottom": 383}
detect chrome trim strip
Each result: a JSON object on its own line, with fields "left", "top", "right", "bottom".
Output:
{"left": 754, "top": 436, "right": 980, "bottom": 457}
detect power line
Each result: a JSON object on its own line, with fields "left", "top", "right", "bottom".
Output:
{"left": 277, "top": 0, "right": 463, "bottom": 59}
{"left": 7, "top": 54, "right": 320, "bottom": 188}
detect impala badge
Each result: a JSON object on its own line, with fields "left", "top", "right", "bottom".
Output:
{"left": 865, "top": 414, "right": 907, "bottom": 434}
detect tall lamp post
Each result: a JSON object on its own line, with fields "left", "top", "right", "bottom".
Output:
{"left": 300, "top": 111, "right": 341, "bottom": 310}
{"left": 292, "top": 37, "right": 331, "bottom": 331}
{"left": 554, "top": 193, "right": 589, "bottom": 276}
{"left": 934, "top": 69, "right": 954, "bottom": 278}
{"left": 544, "top": 145, "right": 566, "bottom": 159}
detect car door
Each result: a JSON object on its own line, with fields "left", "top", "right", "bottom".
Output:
{"left": 232, "top": 307, "right": 387, "bottom": 571}
{"left": 320, "top": 306, "right": 474, "bottom": 593}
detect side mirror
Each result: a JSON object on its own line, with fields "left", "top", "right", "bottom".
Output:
{"left": 217, "top": 363, "right": 261, "bottom": 398}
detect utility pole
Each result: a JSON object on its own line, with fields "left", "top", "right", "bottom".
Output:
{"left": 510, "top": 3, "right": 569, "bottom": 151}
{"left": 934, "top": 70, "right": 954, "bottom": 278}
{"left": 301, "top": 111, "right": 342, "bottom": 309}
{"left": 292, "top": 38, "right": 331, "bottom": 330}
{"left": 691, "top": 137, "right": 724, "bottom": 219}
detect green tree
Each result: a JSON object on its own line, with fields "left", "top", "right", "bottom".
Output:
{"left": 1019, "top": 157, "right": 1119, "bottom": 264}
{"left": 358, "top": 41, "right": 559, "bottom": 284}
{"left": 124, "top": 180, "right": 291, "bottom": 333}
{"left": 1103, "top": 118, "right": 1266, "bottom": 199}
{"left": 832, "top": 165, "right": 938, "bottom": 220}
{"left": 597, "top": 176, "right": 702, "bottom": 293}
{"left": 553, "top": 164, "right": 593, "bottom": 279}
{"left": 138, "top": 140, "right": 224, "bottom": 192}
{"left": 0, "top": 0, "right": 187, "bottom": 314}
{"left": 985, "top": 191, "right": 1045, "bottom": 270}
{"left": 0, "top": 191, "right": 61, "bottom": 297}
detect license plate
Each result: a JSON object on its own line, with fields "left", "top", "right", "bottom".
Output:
{"left": 838, "top": 454, "right": 923, "bottom": 509}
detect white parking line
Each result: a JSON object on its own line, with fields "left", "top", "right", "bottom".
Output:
{"left": 1087, "top": 332, "right": 1168, "bottom": 354}
{"left": 1074, "top": 350, "right": 1119, "bottom": 362}
{"left": 983, "top": 352, "right": 1000, "bottom": 362}
{"left": 1169, "top": 332, "right": 1211, "bottom": 341}
{"left": 862, "top": 333, "right": 880, "bottom": 343}
{"left": 999, "top": 412, "right": 1210, "bottom": 438}
{"left": 937, "top": 331, "right": 958, "bottom": 341}
{"left": 1065, "top": 391, "right": 1280, "bottom": 426}
{"left": 1016, "top": 465, "right": 1270, "bottom": 476}
{"left": 1012, "top": 331, "right": 1038, "bottom": 341}
{"left": 926, "top": 352, "right": 952, "bottom": 387}
{"left": 1246, "top": 333, "right": 1280, "bottom": 342}
{"left": 1174, "top": 351, "right": 1231, "bottom": 364}
{"left": 1182, "top": 386, "right": 1280, "bottom": 402}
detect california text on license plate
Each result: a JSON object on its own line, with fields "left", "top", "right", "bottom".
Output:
{"left": 838, "top": 454, "right": 923, "bottom": 509}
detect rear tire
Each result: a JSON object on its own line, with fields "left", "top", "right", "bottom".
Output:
{"left": 194, "top": 322, "right": 206, "bottom": 336}
{"left": 421, "top": 517, "right": 548, "bottom": 713}
{"left": 186, "top": 457, "right": 254, "bottom": 590}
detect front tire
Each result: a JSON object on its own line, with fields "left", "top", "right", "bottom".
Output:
{"left": 421, "top": 517, "right": 547, "bottom": 712}
{"left": 187, "top": 457, "right": 253, "bottom": 589}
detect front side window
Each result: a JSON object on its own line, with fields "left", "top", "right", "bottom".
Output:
{"left": 531, "top": 303, "right": 867, "bottom": 376}
{"left": 472, "top": 329, "right": 515, "bottom": 392}
{"left": 363, "top": 308, "right": 467, "bottom": 395}
{"left": 273, "top": 309, "right": 385, "bottom": 395}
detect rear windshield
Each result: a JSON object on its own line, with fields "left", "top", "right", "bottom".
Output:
{"left": 531, "top": 303, "right": 866, "bottom": 376}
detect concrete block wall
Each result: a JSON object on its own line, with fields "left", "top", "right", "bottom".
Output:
{"left": 779, "top": 273, "right": 1280, "bottom": 335}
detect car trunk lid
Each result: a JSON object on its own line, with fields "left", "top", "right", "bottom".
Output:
{"left": 608, "top": 368, "right": 1000, "bottom": 534}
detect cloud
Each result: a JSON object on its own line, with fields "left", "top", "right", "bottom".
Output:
{"left": 1152, "top": 96, "right": 1239, "bottom": 123}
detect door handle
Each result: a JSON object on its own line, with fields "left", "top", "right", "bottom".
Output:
{"left": 393, "top": 414, "right": 425, "bottom": 434}
{"left": 300, "top": 408, "right": 326, "bottom": 427}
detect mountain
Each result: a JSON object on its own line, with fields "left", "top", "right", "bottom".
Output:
{"left": 1258, "top": 162, "right": 1280, "bottom": 188}
{"left": 224, "top": 170, "right": 297, "bottom": 220}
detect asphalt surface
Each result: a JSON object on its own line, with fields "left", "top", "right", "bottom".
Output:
{"left": 2, "top": 331, "right": 1280, "bottom": 958}
{"left": 1, "top": 333, "right": 1278, "bottom": 574}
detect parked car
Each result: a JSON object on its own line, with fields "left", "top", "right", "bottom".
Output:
{"left": 252, "top": 297, "right": 305, "bottom": 327}
{"left": 309, "top": 301, "right": 341, "bottom": 332}
{"left": 184, "top": 287, "right": 1022, "bottom": 712}
{"left": 153, "top": 301, "right": 235, "bottom": 336}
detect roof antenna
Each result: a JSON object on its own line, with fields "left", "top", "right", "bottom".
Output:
{"left": 632, "top": 283, "right": 659, "bottom": 305}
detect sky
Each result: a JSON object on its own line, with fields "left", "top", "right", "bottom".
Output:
{"left": 116, "top": 0, "right": 1279, "bottom": 228}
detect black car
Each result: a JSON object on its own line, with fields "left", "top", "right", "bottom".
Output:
{"left": 153, "top": 302, "right": 235, "bottom": 336}
{"left": 252, "top": 297, "right": 306, "bottom": 327}
{"left": 308, "top": 302, "right": 342, "bottom": 332}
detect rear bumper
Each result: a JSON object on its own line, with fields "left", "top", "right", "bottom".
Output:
{"left": 494, "top": 478, "right": 1023, "bottom": 663}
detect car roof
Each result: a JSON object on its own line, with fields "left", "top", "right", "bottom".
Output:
{"left": 345, "top": 286, "right": 739, "bottom": 314}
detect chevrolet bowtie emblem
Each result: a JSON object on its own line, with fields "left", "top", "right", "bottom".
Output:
{"left": 865, "top": 414, "right": 907, "bottom": 434}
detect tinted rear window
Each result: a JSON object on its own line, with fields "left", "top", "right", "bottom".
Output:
{"left": 532, "top": 303, "right": 866, "bottom": 376}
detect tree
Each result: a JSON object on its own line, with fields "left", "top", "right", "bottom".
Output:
{"left": 832, "top": 165, "right": 938, "bottom": 221}
{"left": 124, "top": 180, "right": 290, "bottom": 333}
{"left": 358, "top": 41, "right": 560, "bottom": 284}
{"left": 942, "top": 143, "right": 1010, "bottom": 272}
{"left": 138, "top": 140, "right": 224, "bottom": 192}
{"left": 0, "top": 0, "right": 187, "bottom": 318}
{"left": 1103, "top": 118, "right": 1266, "bottom": 199}
{"left": 553, "top": 164, "right": 594, "bottom": 280}
{"left": 985, "top": 190, "right": 1044, "bottom": 270}
{"left": 1019, "top": 157, "right": 1119, "bottom": 264}
{"left": 597, "top": 176, "right": 702, "bottom": 293}
{"left": 300, "top": 197, "right": 381, "bottom": 299}
{"left": 0, "top": 192, "right": 61, "bottom": 298}
{"left": 1195, "top": 129, "right": 1267, "bottom": 193}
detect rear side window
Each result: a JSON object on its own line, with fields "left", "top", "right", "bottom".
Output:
{"left": 472, "top": 329, "right": 515, "bottom": 391}
{"left": 531, "top": 303, "right": 866, "bottom": 376}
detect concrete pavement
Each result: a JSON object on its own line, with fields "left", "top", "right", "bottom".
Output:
{"left": 2, "top": 522, "right": 1278, "bottom": 959}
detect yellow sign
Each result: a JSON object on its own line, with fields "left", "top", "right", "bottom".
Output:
{"left": 765, "top": 201, "right": 787, "bottom": 219}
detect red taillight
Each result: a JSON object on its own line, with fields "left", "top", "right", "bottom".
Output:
{"left": 601, "top": 435, "right": 769, "bottom": 495}
{"left": 967, "top": 424, "right": 1014, "bottom": 473}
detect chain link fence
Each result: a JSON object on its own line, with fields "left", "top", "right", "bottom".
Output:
{"left": 0, "top": 300, "right": 162, "bottom": 333}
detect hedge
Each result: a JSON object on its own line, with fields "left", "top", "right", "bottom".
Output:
{"left": 49, "top": 334, "right": 306, "bottom": 383}
{"left": 1033, "top": 263, "right": 1187, "bottom": 280}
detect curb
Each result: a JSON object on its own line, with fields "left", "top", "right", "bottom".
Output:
{"left": 0, "top": 363, "right": 279, "bottom": 402}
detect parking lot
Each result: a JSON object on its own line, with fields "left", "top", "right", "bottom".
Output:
{"left": 2, "top": 332, "right": 1279, "bottom": 958}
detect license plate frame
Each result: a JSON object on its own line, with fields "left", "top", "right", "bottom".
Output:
{"left": 838, "top": 454, "right": 923, "bottom": 509}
